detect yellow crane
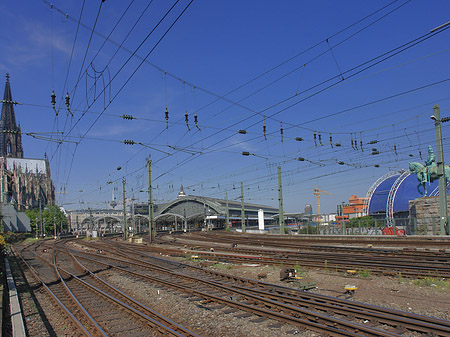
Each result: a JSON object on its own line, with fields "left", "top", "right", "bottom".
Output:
{"left": 313, "top": 186, "right": 334, "bottom": 224}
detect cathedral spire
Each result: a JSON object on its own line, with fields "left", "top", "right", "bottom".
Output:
{"left": 1, "top": 73, "right": 23, "bottom": 158}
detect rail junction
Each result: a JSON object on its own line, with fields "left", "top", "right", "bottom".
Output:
{"left": 5, "top": 232, "right": 450, "bottom": 336}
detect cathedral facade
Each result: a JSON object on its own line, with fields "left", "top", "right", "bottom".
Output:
{"left": 0, "top": 74, "right": 55, "bottom": 210}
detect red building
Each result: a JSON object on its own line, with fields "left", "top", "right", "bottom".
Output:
{"left": 336, "top": 195, "right": 367, "bottom": 223}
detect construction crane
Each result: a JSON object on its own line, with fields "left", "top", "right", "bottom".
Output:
{"left": 313, "top": 186, "right": 334, "bottom": 224}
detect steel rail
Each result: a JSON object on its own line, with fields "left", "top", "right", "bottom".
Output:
{"left": 56, "top": 266, "right": 192, "bottom": 337}
{"left": 75, "top": 243, "right": 450, "bottom": 337}
{"left": 12, "top": 245, "right": 96, "bottom": 337}
{"left": 70, "top": 252, "right": 395, "bottom": 337}
{"left": 143, "top": 245, "right": 450, "bottom": 278}
{"left": 69, "top": 244, "right": 426, "bottom": 333}
{"left": 59, "top": 248, "right": 200, "bottom": 337}
{"left": 27, "top": 241, "right": 192, "bottom": 337}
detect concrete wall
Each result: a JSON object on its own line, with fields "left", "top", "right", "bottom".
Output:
{"left": 409, "top": 196, "right": 449, "bottom": 235}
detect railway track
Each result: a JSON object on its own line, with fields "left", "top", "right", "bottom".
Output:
{"left": 63, "top": 237, "right": 450, "bottom": 337}
{"left": 157, "top": 232, "right": 450, "bottom": 278}
{"left": 16, "top": 240, "right": 199, "bottom": 337}
{"left": 179, "top": 231, "right": 450, "bottom": 248}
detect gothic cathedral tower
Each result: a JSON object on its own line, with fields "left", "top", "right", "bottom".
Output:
{"left": 0, "top": 73, "right": 24, "bottom": 158}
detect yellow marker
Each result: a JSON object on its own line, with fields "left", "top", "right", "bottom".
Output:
{"left": 346, "top": 270, "right": 357, "bottom": 274}
{"left": 191, "top": 255, "right": 199, "bottom": 260}
{"left": 367, "top": 244, "right": 373, "bottom": 248}
{"left": 344, "top": 285, "right": 358, "bottom": 291}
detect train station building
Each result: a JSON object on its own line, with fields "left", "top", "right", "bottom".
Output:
{"left": 68, "top": 185, "right": 279, "bottom": 234}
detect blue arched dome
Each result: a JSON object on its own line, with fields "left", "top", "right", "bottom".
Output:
{"left": 366, "top": 170, "right": 448, "bottom": 223}
{"left": 368, "top": 173, "right": 401, "bottom": 214}
{"left": 391, "top": 174, "right": 438, "bottom": 212}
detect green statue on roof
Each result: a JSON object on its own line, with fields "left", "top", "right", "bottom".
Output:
{"left": 409, "top": 145, "right": 450, "bottom": 196}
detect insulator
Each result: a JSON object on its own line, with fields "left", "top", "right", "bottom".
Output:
{"left": 238, "top": 130, "right": 247, "bottom": 134}
{"left": 295, "top": 137, "right": 304, "bottom": 141}
{"left": 297, "top": 157, "right": 305, "bottom": 161}
{"left": 335, "top": 143, "right": 341, "bottom": 147}
{"left": 371, "top": 151, "right": 380, "bottom": 155}
{"left": 419, "top": 150, "right": 422, "bottom": 159}
{"left": 242, "top": 151, "right": 250, "bottom": 156}
{"left": 374, "top": 164, "right": 380, "bottom": 168}
{"left": 51, "top": 90, "right": 57, "bottom": 115}
{"left": 338, "top": 161, "right": 345, "bottom": 165}
{"left": 394, "top": 144, "right": 397, "bottom": 155}
{"left": 280, "top": 122, "right": 283, "bottom": 142}
{"left": 318, "top": 132, "right": 322, "bottom": 145}
{"left": 409, "top": 154, "right": 413, "bottom": 157}
{"left": 314, "top": 132, "right": 317, "bottom": 146}
{"left": 368, "top": 140, "right": 378, "bottom": 144}
{"left": 65, "top": 92, "right": 72, "bottom": 116}
{"left": 263, "top": 116, "right": 266, "bottom": 140}
{"left": 351, "top": 135, "right": 354, "bottom": 149}
{"left": 360, "top": 140, "right": 363, "bottom": 151}
{"left": 120, "top": 114, "right": 136, "bottom": 120}
{"left": 185, "top": 110, "right": 190, "bottom": 131}
{"left": 194, "top": 112, "right": 200, "bottom": 130}
{"left": 165, "top": 107, "right": 169, "bottom": 128}
{"left": 330, "top": 134, "right": 333, "bottom": 148}
{"left": 354, "top": 138, "right": 358, "bottom": 150}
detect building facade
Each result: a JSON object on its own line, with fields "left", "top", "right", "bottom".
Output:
{"left": 0, "top": 74, "right": 55, "bottom": 210}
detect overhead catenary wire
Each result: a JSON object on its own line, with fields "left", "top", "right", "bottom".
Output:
{"left": 40, "top": 1, "right": 450, "bottom": 210}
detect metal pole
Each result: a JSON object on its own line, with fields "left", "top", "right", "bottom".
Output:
{"left": 122, "top": 178, "right": 127, "bottom": 240}
{"left": 433, "top": 105, "right": 449, "bottom": 235}
{"left": 148, "top": 159, "right": 155, "bottom": 243}
{"left": 39, "top": 198, "right": 43, "bottom": 238}
{"left": 226, "top": 192, "right": 229, "bottom": 229}
{"left": 241, "top": 181, "right": 245, "bottom": 233}
{"left": 131, "top": 198, "right": 135, "bottom": 236}
{"left": 278, "top": 166, "right": 285, "bottom": 234}
{"left": 53, "top": 214, "right": 56, "bottom": 239}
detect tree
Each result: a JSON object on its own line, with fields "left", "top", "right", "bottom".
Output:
{"left": 25, "top": 205, "right": 68, "bottom": 236}
{"left": 348, "top": 215, "right": 375, "bottom": 228}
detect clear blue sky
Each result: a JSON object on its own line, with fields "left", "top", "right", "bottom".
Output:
{"left": 1, "top": 0, "right": 450, "bottom": 214}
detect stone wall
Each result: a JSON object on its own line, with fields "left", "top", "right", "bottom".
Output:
{"left": 409, "top": 196, "right": 449, "bottom": 235}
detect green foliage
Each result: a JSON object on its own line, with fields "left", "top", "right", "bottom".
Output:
{"left": 398, "top": 272, "right": 403, "bottom": 283}
{"left": 294, "top": 263, "right": 308, "bottom": 277}
{"left": 357, "top": 269, "right": 371, "bottom": 278}
{"left": 414, "top": 277, "right": 450, "bottom": 290}
{"left": 25, "top": 205, "right": 68, "bottom": 236}
{"left": 298, "top": 224, "right": 316, "bottom": 234}
{"left": 348, "top": 215, "right": 375, "bottom": 228}
{"left": 212, "top": 263, "right": 232, "bottom": 270}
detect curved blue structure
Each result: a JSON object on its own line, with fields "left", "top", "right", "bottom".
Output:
{"left": 364, "top": 170, "right": 448, "bottom": 226}
{"left": 367, "top": 173, "right": 401, "bottom": 214}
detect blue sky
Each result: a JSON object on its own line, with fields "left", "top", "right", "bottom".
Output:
{"left": 1, "top": 0, "right": 450, "bottom": 214}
